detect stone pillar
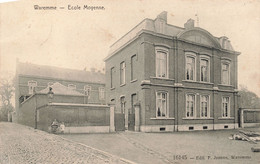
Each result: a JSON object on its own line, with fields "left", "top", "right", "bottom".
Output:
{"left": 109, "top": 105, "right": 115, "bottom": 132}
{"left": 240, "top": 109, "right": 244, "bottom": 128}
{"left": 134, "top": 103, "right": 140, "bottom": 132}
{"left": 7, "top": 112, "right": 11, "bottom": 122}
{"left": 125, "top": 108, "right": 128, "bottom": 131}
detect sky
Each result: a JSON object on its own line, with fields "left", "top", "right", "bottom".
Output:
{"left": 0, "top": 0, "right": 260, "bottom": 96}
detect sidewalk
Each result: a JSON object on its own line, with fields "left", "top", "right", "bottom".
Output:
{"left": 0, "top": 122, "right": 134, "bottom": 164}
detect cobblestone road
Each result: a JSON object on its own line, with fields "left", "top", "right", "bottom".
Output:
{"left": 0, "top": 122, "right": 135, "bottom": 164}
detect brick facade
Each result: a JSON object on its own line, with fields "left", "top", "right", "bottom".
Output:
{"left": 105, "top": 11, "right": 240, "bottom": 132}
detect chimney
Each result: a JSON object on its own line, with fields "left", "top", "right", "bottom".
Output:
{"left": 184, "top": 19, "right": 195, "bottom": 29}
{"left": 156, "top": 11, "right": 167, "bottom": 23}
{"left": 155, "top": 11, "right": 167, "bottom": 34}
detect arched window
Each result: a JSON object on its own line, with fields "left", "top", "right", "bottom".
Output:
{"left": 155, "top": 47, "right": 168, "bottom": 78}
{"left": 185, "top": 53, "right": 196, "bottom": 81}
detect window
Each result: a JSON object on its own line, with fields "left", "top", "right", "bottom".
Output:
{"left": 186, "top": 94, "right": 195, "bottom": 118}
{"left": 131, "top": 55, "right": 137, "bottom": 81}
{"left": 186, "top": 55, "right": 196, "bottom": 81}
{"left": 200, "top": 95, "right": 209, "bottom": 118}
{"left": 68, "top": 84, "right": 76, "bottom": 90}
{"left": 222, "top": 97, "right": 230, "bottom": 118}
{"left": 84, "top": 85, "right": 91, "bottom": 97}
{"left": 156, "top": 92, "right": 167, "bottom": 117}
{"left": 120, "top": 62, "right": 126, "bottom": 85}
{"left": 28, "top": 81, "right": 37, "bottom": 94}
{"left": 120, "top": 96, "right": 126, "bottom": 114}
{"left": 156, "top": 49, "right": 168, "bottom": 78}
{"left": 111, "top": 67, "right": 115, "bottom": 88}
{"left": 200, "top": 58, "right": 209, "bottom": 82}
{"left": 221, "top": 63, "right": 230, "bottom": 85}
{"left": 131, "top": 94, "right": 137, "bottom": 114}
{"left": 99, "top": 87, "right": 105, "bottom": 100}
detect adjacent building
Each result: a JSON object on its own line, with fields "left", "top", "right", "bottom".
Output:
{"left": 15, "top": 61, "right": 106, "bottom": 113}
{"left": 104, "top": 11, "right": 240, "bottom": 132}
{"left": 14, "top": 61, "right": 110, "bottom": 133}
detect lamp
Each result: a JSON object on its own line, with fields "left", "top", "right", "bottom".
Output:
{"left": 47, "top": 87, "right": 54, "bottom": 103}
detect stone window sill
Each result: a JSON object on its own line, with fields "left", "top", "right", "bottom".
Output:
{"left": 130, "top": 79, "right": 138, "bottom": 83}
{"left": 218, "top": 117, "right": 234, "bottom": 120}
{"left": 182, "top": 117, "right": 214, "bottom": 120}
{"left": 150, "top": 76, "right": 175, "bottom": 81}
{"left": 218, "top": 84, "right": 233, "bottom": 87}
{"left": 150, "top": 117, "right": 175, "bottom": 120}
{"left": 182, "top": 80, "right": 213, "bottom": 85}
{"left": 110, "top": 87, "right": 115, "bottom": 90}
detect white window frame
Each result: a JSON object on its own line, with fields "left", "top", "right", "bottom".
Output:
{"left": 221, "top": 61, "right": 231, "bottom": 85}
{"left": 84, "top": 85, "right": 91, "bottom": 98}
{"left": 156, "top": 91, "right": 168, "bottom": 118}
{"left": 68, "top": 84, "right": 76, "bottom": 90}
{"left": 120, "top": 62, "right": 126, "bottom": 85}
{"left": 186, "top": 94, "right": 196, "bottom": 118}
{"left": 200, "top": 55, "right": 210, "bottom": 82}
{"left": 28, "top": 80, "right": 37, "bottom": 94}
{"left": 111, "top": 67, "right": 115, "bottom": 88}
{"left": 131, "top": 54, "right": 137, "bottom": 81}
{"left": 155, "top": 47, "right": 169, "bottom": 78}
{"left": 185, "top": 52, "right": 196, "bottom": 81}
{"left": 200, "top": 95, "right": 210, "bottom": 118}
{"left": 131, "top": 93, "right": 137, "bottom": 114}
{"left": 120, "top": 96, "right": 126, "bottom": 114}
{"left": 222, "top": 96, "right": 230, "bottom": 118}
{"left": 99, "top": 87, "right": 105, "bottom": 100}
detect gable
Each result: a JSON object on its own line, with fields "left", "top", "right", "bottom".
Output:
{"left": 178, "top": 28, "right": 221, "bottom": 49}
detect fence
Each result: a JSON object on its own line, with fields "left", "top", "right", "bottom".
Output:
{"left": 239, "top": 108, "right": 260, "bottom": 128}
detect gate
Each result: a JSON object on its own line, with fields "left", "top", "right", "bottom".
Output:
{"left": 128, "top": 113, "right": 135, "bottom": 131}
{"left": 115, "top": 113, "right": 125, "bottom": 131}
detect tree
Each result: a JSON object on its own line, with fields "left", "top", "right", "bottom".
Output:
{"left": 238, "top": 85, "right": 260, "bottom": 108}
{"left": 0, "top": 77, "right": 14, "bottom": 121}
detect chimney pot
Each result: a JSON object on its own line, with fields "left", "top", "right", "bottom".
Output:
{"left": 184, "top": 19, "right": 195, "bottom": 29}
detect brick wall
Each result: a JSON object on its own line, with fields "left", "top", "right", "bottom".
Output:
{"left": 37, "top": 105, "right": 110, "bottom": 132}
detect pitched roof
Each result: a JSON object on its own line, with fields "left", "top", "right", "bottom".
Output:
{"left": 39, "top": 82, "right": 84, "bottom": 96}
{"left": 106, "top": 12, "right": 238, "bottom": 60}
{"left": 17, "top": 62, "right": 105, "bottom": 84}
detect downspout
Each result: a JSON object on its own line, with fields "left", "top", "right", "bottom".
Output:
{"left": 34, "top": 94, "right": 38, "bottom": 129}
{"left": 212, "top": 48, "right": 215, "bottom": 130}
{"left": 234, "top": 56, "right": 237, "bottom": 129}
{"left": 174, "top": 36, "right": 179, "bottom": 131}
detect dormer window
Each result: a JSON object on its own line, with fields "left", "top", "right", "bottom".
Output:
{"left": 28, "top": 81, "right": 37, "bottom": 94}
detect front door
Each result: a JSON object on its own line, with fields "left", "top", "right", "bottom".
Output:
{"left": 128, "top": 113, "right": 135, "bottom": 131}
{"left": 115, "top": 113, "right": 125, "bottom": 131}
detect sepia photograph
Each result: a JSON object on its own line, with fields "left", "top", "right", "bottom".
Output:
{"left": 0, "top": 0, "right": 260, "bottom": 163}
